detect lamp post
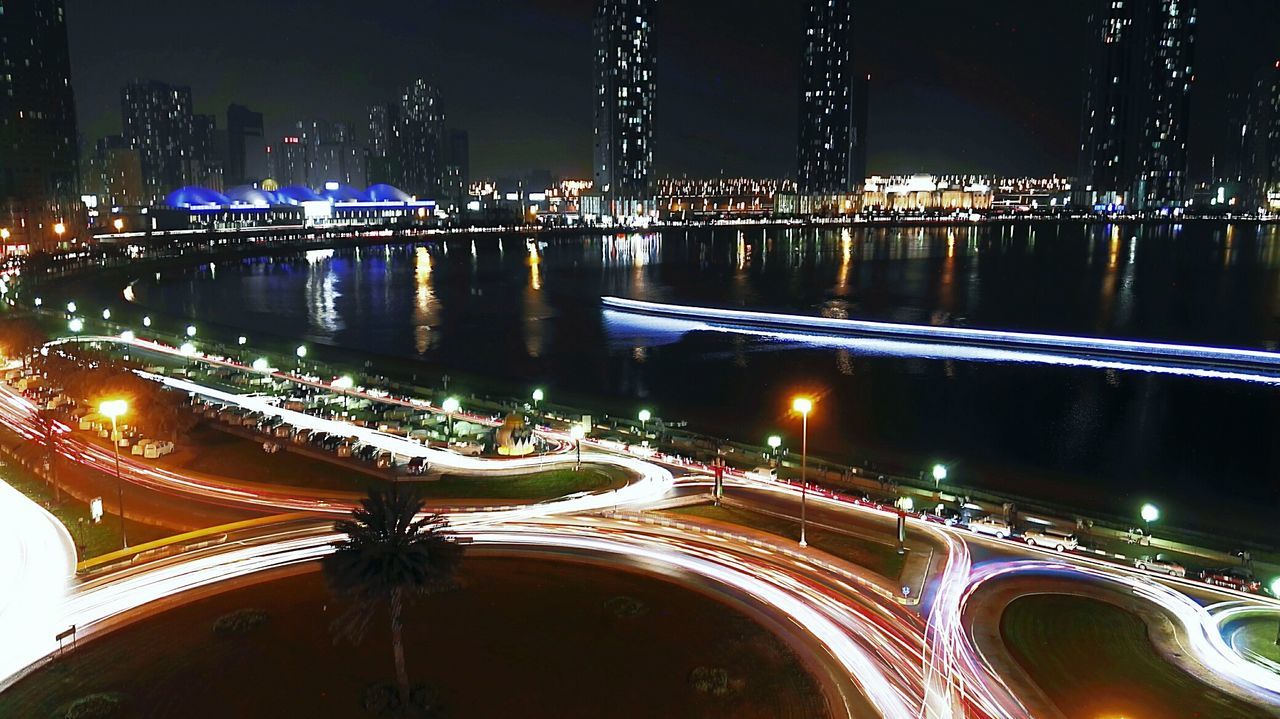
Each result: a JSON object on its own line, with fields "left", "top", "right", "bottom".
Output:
{"left": 333, "top": 375, "right": 354, "bottom": 413}
{"left": 932, "top": 463, "right": 948, "bottom": 490}
{"left": 792, "top": 396, "right": 813, "bottom": 547}
{"left": 896, "top": 496, "right": 914, "bottom": 555}
{"left": 570, "top": 424, "right": 585, "bottom": 471}
{"left": 295, "top": 345, "right": 307, "bottom": 372}
{"left": 442, "top": 397, "right": 460, "bottom": 438}
{"left": 1140, "top": 503, "right": 1160, "bottom": 537}
{"left": 638, "top": 408, "right": 651, "bottom": 436}
{"left": 532, "top": 388, "right": 544, "bottom": 423}
{"left": 113, "top": 218, "right": 124, "bottom": 233}
{"left": 767, "top": 435, "right": 782, "bottom": 466}
{"left": 99, "top": 399, "right": 128, "bottom": 549}
{"left": 185, "top": 325, "right": 197, "bottom": 338}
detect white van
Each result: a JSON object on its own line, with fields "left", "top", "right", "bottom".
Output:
{"left": 968, "top": 516, "right": 1013, "bottom": 539}
{"left": 1022, "top": 528, "right": 1078, "bottom": 552}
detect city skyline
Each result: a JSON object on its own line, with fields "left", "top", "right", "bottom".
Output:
{"left": 63, "top": 0, "right": 1277, "bottom": 181}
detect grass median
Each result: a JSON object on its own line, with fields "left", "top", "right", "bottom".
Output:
{"left": 1001, "top": 594, "right": 1261, "bottom": 718}
{"left": 668, "top": 504, "right": 906, "bottom": 580}
{"left": 421, "top": 466, "right": 630, "bottom": 500}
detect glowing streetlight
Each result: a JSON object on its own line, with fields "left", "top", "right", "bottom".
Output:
{"left": 113, "top": 218, "right": 124, "bottom": 232}
{"left": 638, "top": 408, "right": 651, "bottom": 435}
{"left": 896, "top": 496, "right": 914, "bottom": 554}
{"left": 932, "top": 463, "right": 948, "bottom": 489}
{"left": 33, "top": 297, "right": 42, "bottom": 307}
{"left": 54, "top": 222, "right": 66, "bottom": 238}
{"left": 532, "top": 387, "right": 544, "bottom": 408}
{"left": 295, "top": 345, "right": 307, "bottom": 372}
{"left": 102, "top": 308, "right": 111, "bottom": 320}
{"left": 98, "top": 399, "right": 129, "bottom": 549}
{"left": 237, "top": 336, "right": 247, "bottom": 346}
{"left": 333, "top": 375, "right": 355, "bottom": 412}
{"left": 185, "top": 325, "right": 197, "bottom": 338}
{"left": 1140, "top": 503, "right": 1160, "bottom": 534}
{"left": 0, "top": 229, "right": 8, "bottom": 241}
{"left": 767, "top": 434, "right": 783, "bottom": 465}
{"left": 570, "top": 423, "right": 586, "bottom": 470}
{"left": 66, "top": 301, "right": 76, "bottom": 314}
{"left": 119, "top": 330, "right": 135, "bottom": 342}
{"left": 441, "top": 397, "right": 461, "bottom": 437}
{"left": 251, "top": 358, "right": 271, "bottom": 372}
{"left": 68, "top": 318, "right": 84, "bottom": 333}
{"left": 792, "top": 396, "right": 814, "bottom": 547}
{"left": 142, "top": 316, "right": 151, "bottom": 327}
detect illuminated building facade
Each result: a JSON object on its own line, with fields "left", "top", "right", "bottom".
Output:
{"left": 798, "top": 0, "right": 862, "bottom": 195}
{"left": 0, "top": 0, "right": 81, "bottom": 250}
{"left": 1242, "top": 62, "right": 1280, "bottom": 211}
{"left": 592, "top": 0, "right": 655, "bottom": 214}
{"left": 122, "top": 80, "right": 197, "bottom": 201}
{"left": 366, "top": 80, "right": 446, "bottom": 198}
{"left": 1078, "top": 0, "right": 1198, "bottom": 211}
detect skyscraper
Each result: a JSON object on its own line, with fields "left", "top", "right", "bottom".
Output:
{"left": 444, "top": 129, "right": 471, "bottom": 210}
{"left": 0, "top": 0, "right": 80, "bottom": 248}
{"left": 393, "top": 80, "right": 447, "bottom": 197}
{"left": 366, "top": 102, "right": 399, "bottom": 186}
{"left": 1077, "top": 0, "right": 1198, "bottom": 210}
{"left": 227, "top": 104, "right": 265, "bottom": 186}
{"left": 85, "top": 135, "right": 143, "bottom": 209}
{"left": 1241, "top": 61, "right": 1280, "bottom": 212}
{"left": 592, "top": 0, "right": 655, "bottom": 213}
{"left": 295, "top": 120, "right": 364, "bottom": 188}
{"left": 122, "top": 80, "right": 196, "bottom": 200}
{"left": 797, "top": 0, "right": 858, "bottom": 196}
{"left": 1132, "top": 0, "right": 1197, "bottom": 210}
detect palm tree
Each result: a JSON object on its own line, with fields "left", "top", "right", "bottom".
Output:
{"left": 323, "top": 486, "right": 464, "bottom": 710}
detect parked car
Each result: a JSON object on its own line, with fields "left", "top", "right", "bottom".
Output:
{"left": 406, "top": 456, "right": 430, "bottom": 476}
{"left": 292, "top": 428, "right": 312, "bottom": 444}
{"left": 968, "top": 516, "right": 1013, "bottom": 539}
{"left": 747, "top": 466, "right": 778, "bottom": 481}
{"left": 1022, "top": 528, "right": 1078, "bottom": 552}
{"left": 1134, "top": 555, "right": 1186, "bottom": 578}
{"left": 307, "top": 432, "right": 331, "bottom": 447}
{"left": 1199, "top": 567, "right": 1262, "bottom": 594}
{"left": 449, "top": 442, "right": 483, "bottom": 457}
{"left": 375, "top": 451, "right": 394, "bottom": 470}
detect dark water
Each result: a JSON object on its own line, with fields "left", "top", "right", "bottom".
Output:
{"left": 131, "top": 223, "right": 1280, "bottom": 539}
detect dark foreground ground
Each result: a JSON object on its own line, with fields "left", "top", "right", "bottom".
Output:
{"left": 1, "top": 558, "right": 827, "bottom": 719}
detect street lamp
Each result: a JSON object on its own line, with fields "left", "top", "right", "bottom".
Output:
{"left": 767, "top": 434, "right": 782, "bottom": 465}
{"left": 442, "top": 397, "right": 460, "bottom": 437}
{"left": 54, "top": 222, "right": 66, "bottom": 240}
{"left": 98, "top": 399, "right": 129, "bottom": 549}
{"left": 102, "top": 308, "right": 111, "bottom": 320}
{"left": 120, "top": 330, "right": 135, "bottom": 342}
{"left": 251, "top": 358, "right": 271, "bottom": 372}
{"left": 237, "top": 336, "right": 247, "bottom": 346}
{"left": 638, "top": 408, "right": 651, "bottom": 435}
{"left": 896, "top": 496, "right": 914, "bottom": 555}
{"left": 792, "top": 396, "right": 814, "bottom": 548}
{"left": 142, "top": 316, "right": 151, "bottom": 328}
{"left": 532, "top": 387, "right": 544, "bottom": 413}
{"left": 68, "top": 318, "right": 84, "bottom": 333}
{"left": 185, "top": 325, "right": 197, "bottom": 338}
{"left": 66, "top": 301, "right": 77, "bottom": 314}
{"left": 333, "top": 375, "right": 354, "bottom": 412}
{"left": 932, "top": 463, "right": 948, "bottom": 489}
{"left": 0, "top": 228, "right": 8, "bottom": 242}
{"left": 1140, "top": 503, "right": 1160, "bottom": 535}
{"left": 570, "top": 424, "right": 585, "bottom": 471}
{"left": 113, "top": 218, "right": 124, "bottom": 233}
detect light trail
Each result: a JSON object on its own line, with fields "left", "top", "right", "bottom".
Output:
{"left": 602, "top": 297, "right": 1280, "bottom": 385}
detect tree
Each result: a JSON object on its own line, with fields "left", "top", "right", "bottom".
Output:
{"left": 323, "top": 486, "right": 464, "bottom": 711}
{"left": 0, "top": 317, "right": 47, "bottom": 369}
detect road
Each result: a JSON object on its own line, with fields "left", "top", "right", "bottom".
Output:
{"left": 4, "top": 338, "right": 1280, "bottom": 717}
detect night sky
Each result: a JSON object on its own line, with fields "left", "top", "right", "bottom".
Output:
{"left": 67, "top": 0, "right": 1279, "bottom": 180}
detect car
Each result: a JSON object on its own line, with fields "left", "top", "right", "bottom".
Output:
{"left": 292, "top": 428, "right": 312, "bottom": 444}
{"left": 1134, "top": 555, "right": 1186, "bottom": 577}
{"left": 1200, "top": 567, "right": 1262, "bottom": 594}
{"left": 406, "top": 457, "right": 430, "bottom": 476}
{"left": 747, "top": 466, "right": 779, "bottom": 481}
{"left": 307, "top": 432, "right": 331, "bottom": 447}
{"left": 1022, "top": 528, "right": 1078, "bottom": 552}
{"left": 449, "top": 442, "right": 483, "bottom": 457}
{"left": 968, "top": 516, "right": 1013, "bottom": 539}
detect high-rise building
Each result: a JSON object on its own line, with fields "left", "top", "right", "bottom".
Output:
{"left": 592, "top": 0, "right": 655, "bottom": 212}
{"left": 1077, "top": 0, "right": 1198, "bottom": 210}
{"left": 266, "top": 135, "right": 307, "bottom": 188}
{"left": 226, "top": 104, "right": 265, "bottom": 186}
{"left": 1132, "top": 0, "right": 1198, "bottom": 210}
{"left": 797, "top": 0, "right": 859, "bottom": 195}
{"left": 295, "top": 120, "right": 364, "bottom": 187}
{"left": 444, "top": 129, "right": 470, "bottom": 210}
{"left": 396, "top": 80, "right": 446, "bottom": 197}
{"left": 1241, "top": 62, "right": 1280, "bottom": 212}
{"left": 0, "top": 0, "right": 81, "bottom": 249}
{"left": 849, "top": 74, "right": 871, "bottom": 192}
{"left": 190, "top": 113, "right": 223, "bottom": 190}
{"left": 122, "top": 80, "right": 196, "bottom": 200}
{"left": 86, "top": 135, "right": 143, "bottom": 208}
{"left": 366, "top": 102, "right": 399, "bottom": 186}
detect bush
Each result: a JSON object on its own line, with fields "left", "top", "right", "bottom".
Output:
{"left": 212, "top": 608, "right": 269, "bottom": 637}
{"left": 688, "top": 666, "right": 731, "bottom": 696}
{"left": 603, "top": 595, "right": 648, "bottom": 618}
{"left": 63, "top": 692, "right": 124, "bottom": 719}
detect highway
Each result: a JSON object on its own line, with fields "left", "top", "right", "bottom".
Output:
{"left": 4, "top": 337, "right": 1280, "bottom": 717}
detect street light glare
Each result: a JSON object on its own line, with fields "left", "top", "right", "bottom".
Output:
{"left": 932, "top": 464, "right": 948, "bottom": 482}
{"left": 98, "top": 399, "right": 128, "bottom": 419}
{"left": 179, "top": 342, "right": 197, "bottom": 356}
{"left": 532, "top": 388, "right": 544, "bottom": 402}
{"left": 333, "top": 376, "right": 354, "bottom": 390}
{"left": 570, "top": 424, "right": 586, "bottom": 440}
{"left": 295, "top": 345, "right": 307, "bottom": 358}
{"left": 767, "top": 435, "right": 782, "bottom": 449}
{"left": 442, "top": 397, "right": 461, "bottom": 414}
{"left": 638, "top": 409, "right": 651, "bottom": 423}
{"left": 185, "top": 325, "right": 197, "bottom": 337}
{"left": 68, "top": 318, "right": 84, "bottom": 333}
{"left": 251, "top": 358, "right": 271, "bottom": 372}
{"left": 1141, "top": 503, "right": 1160, "bottom": 523}
{"left": 792, "top": 396, "right": 813, "bottom": 415}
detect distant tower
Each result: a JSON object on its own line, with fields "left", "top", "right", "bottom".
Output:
{"left": 1241, "top": 62, "right": 1280, "bottom": 212}
{"left": 1078, "top": 0, "right": 1198, "bottom": 211}
{"left": 0, "top": 0, "right": 80, "bottom": 248}
{"left": 121, "top": 80, "right": 196, "bottom": 200}
{"left": 226, "top": 104, "right": 264, "bottom": 186}
{"left": 797, "top": 0, "right": 858, "bottom": 195}
{"left": 593, "top": 0, "right": 656, "bottom": 214}
{"left": 1132, "top": 0, "right": 1198, "bottom": 210}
